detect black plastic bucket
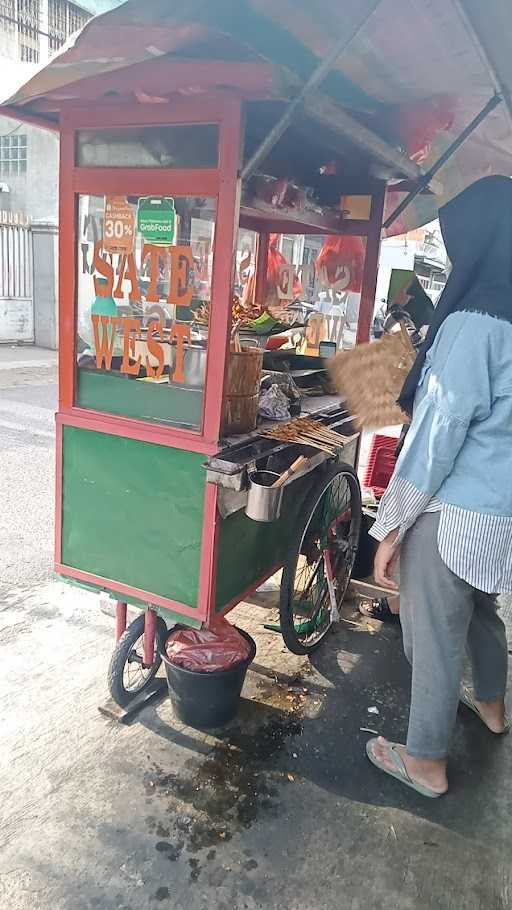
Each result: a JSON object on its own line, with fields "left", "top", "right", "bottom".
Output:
{"left": 162, "top": 628, "right": 257, "bottom": 729}
{"left": 353, "top": 510, "right": 378, "bottom": 579}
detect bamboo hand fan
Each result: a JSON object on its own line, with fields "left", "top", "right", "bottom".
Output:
{"left": 328, "top": 325, "right": 416, "bottom": 429}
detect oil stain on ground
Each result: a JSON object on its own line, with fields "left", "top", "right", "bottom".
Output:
{"left": 144, "top": 676, "right": 309, "bottom": 880}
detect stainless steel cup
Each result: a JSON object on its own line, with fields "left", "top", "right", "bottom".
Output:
{"left": 245, "top": 471, "right": 283, "bottom": 522}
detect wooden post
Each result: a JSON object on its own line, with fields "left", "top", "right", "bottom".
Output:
{"left": 356, "top": 183, "right": 386, "bottom": 345}
{"left": 254, "top": 231, "right": 269, "bottom": 307}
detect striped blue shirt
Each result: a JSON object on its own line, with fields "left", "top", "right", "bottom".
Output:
{"left": 368, "top": 311, "right": 512, "bottom": 595}
{"left": 370, "top": 470, "right": 512, "bottom": 594}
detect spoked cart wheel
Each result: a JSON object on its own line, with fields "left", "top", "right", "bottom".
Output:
{"left": 279, "top": 462, "right": 362, "bottom": 655}
{"left": 108, "top": 611, "right": 168, "bottom": 707}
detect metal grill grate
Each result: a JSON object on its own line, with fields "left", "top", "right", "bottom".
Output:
{"left": 17, "top": 0, "right": 40, "bottom": 61}
{"left": 0, "top": 222, "right": 33, "bottom": 299}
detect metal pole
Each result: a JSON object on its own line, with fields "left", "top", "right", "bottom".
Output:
{"left": 384, "top": 93, "right": 502, "bottom": 230}
{"left": 241, "top": 0, "right": 383, "bottom": 181}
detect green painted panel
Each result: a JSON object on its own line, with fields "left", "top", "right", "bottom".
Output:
{"left": 61, "top": 427, "right": 205, "bottom": 608}
{"left": 215, "top": 475, "right": 313, "bottom": 611}
{"left": 77, "top": 368, "right": 203, "bottom": 430}
{"left": 59, "top": 575, "right": 202, "bottom": 628}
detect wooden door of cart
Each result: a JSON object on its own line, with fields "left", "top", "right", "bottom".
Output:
{"left": 56, "top": 97, "right": 242, "bottom": 630}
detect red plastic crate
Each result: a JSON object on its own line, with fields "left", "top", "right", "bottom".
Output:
{"left": 363, "top": 434, "right": 398, "bottom": 497}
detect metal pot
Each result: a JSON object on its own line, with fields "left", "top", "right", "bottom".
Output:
{"left": 183, "top": 344, "right": 207, "bottom": 388}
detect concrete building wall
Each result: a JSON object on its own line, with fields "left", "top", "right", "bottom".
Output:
{"left": 32, "top": 221, "right": 59, "bottom": 349}
{"left": 0, "top": 0, "right": 92, "bottom": 224}
{"left": 0, "top": 115, "right": 59, "bottom": 221}
{"left": 0, "top": 0, "right": 95, "bottom": 346}
{"left": 0, "top": 20, "right": 16, "bottom": 59}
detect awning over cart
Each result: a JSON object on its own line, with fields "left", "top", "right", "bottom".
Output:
{"left": 2, "top": 0, "right": 511, "bottom": 233}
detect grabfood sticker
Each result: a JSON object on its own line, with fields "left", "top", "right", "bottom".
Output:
{"left": 137, "top": 196, "right": 176, "bottom": 245}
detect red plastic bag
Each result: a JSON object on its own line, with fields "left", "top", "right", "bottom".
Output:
{"left": 165, "top": 616, "right": 252, "bottom": 673}
{"left": 267, "top": 234, "right": 302, "bottom": 299}
{"left": 391, "top": 97, "right": 454, "bottom": 165}
{"left": 315, "top": 235, "right": 365, "bottom": 292}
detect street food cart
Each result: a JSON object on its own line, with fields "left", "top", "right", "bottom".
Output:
{"left": 3, "top": 0, "right": 512, "bottom": 707}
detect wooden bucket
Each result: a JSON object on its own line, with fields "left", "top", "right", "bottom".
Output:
{"left": 222, "top": 347, "right": 263, "bottom": 435}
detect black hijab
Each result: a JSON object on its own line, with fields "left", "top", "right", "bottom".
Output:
{"left": 398, "top": 175, "right": 512, "bottom": 415}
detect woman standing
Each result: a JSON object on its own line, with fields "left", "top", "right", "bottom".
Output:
{"left": 367, "top": 176, "right": 511, "bottom": 797}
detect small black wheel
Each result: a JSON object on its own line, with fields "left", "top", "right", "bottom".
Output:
{"left": 280, "top": 463, "right": 362, "bottom": 655}
{"left": 107, "top": 612, "right": 168, "bottom": 707}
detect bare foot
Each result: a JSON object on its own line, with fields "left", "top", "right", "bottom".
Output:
{"left": 371, "top": 737, "right": 448, "bottom": 794}
{"left": 470, "top": 692, "right": 508, "bottom": 733}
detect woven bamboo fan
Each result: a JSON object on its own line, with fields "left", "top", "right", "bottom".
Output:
{"left": 329, "top": 325, "right": 416, "bottom": 429}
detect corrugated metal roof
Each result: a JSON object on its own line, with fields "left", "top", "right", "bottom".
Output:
{"left": 1, "top": 0, "right": 511, "bottom": 232}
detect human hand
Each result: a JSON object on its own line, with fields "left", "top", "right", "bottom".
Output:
{"left": 374, "top": 532, "right": 400, "bottom": 590}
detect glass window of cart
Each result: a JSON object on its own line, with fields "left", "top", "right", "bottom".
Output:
{"left": 301, "top": 234, "right": 367, "bottom": 352}
{"left": 76, "top": 194, "right": 216, "bottom": 431}
{"left": 240, "top": 233, "right": 367, "bottom": 354}
{"left": 77, "top": 125, "right": 219, "bottom": 169}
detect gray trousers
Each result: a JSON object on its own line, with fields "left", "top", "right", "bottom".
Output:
{"left": 400, "top": 513, "right": 508, "bottom": 759}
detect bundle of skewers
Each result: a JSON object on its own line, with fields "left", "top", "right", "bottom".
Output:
{"left": 261, "top": 417, "right": 351, "bottom": 455}
{"left": 231, "top": 322, "right": 242, "bottom": 353}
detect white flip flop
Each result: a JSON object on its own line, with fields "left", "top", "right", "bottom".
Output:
{"left": 459, "top": 685, "right": 510, "bottom": 734}
{"left": 366, "top": 738, "right": 446, "bottom": 799}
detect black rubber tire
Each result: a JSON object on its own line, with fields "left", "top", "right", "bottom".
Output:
{"left": 107, "top": 613, "right": 168, "bottom": 707}
{"left": 280, "top": 463, "right": 362, "bottom": 655}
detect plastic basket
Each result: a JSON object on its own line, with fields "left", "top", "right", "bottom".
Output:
{"left": 363, "top": 434, "right": 398, "bottom": 497}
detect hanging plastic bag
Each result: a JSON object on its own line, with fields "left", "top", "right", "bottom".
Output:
{"left": 267, "top": 234, "right": 302, "bottom": 300}
{"left": 390, "top": 97, "right": 455, "bottom": 165}
{"left": 165, "top": 616, "right": 252, "bottom": 672}
{"left": 315, "top": 235, "right": 365, "bottom": 292}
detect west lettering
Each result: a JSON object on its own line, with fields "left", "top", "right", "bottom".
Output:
{"left": 91, "top": 315, "right": 119, "bottom": 370}
{"left": 120, "top": 318, "right": 142, "bottom": 376}
{"left": 146, "top": 321, "right": 165, "bottom": 379}
{"left": 171, "top": 323, "right": 190, "bottom": 384}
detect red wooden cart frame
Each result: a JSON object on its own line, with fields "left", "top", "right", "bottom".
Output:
{"left": 55, "top": 95, "right": 242, "bottom": 622}
{"left": 53, "top": 87, "right": 385, "bottom": 627}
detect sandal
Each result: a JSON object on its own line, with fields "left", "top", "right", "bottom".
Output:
{"left": 366, "top": 738, "right": 446, "bottom": 798}
{"left": 459, "top": 685, "right": 510, "bottom": 734}
{"left": 358, "top": 597, "right": 399, "bottom": 624}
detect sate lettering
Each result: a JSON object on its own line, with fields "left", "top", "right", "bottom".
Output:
{"left": 86, "top": 237, "right": 200, "bottom": 384}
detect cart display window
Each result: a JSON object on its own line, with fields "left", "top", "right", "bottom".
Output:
{"left": 77, "top": 124, "right": 219, "bottom": 169}
{"left": 232, "top": 231, "right": 367, "bottom": 352}
{"left": 301, "top": 233, "right": 367, "bottom": 351}
{"left": 76, "top": 193, "right": 216, "bottom": 431}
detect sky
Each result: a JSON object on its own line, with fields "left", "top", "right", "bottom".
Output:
{"left": 83, "top": 0, "right": 126, "bottom": 12}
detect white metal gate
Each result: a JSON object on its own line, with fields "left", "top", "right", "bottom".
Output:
{"left": 0, "top": 222, "right": 34, "bottom": 343}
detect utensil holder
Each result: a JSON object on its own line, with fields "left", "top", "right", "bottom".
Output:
{"left": 245, "top": 470, "right": 283, "bottom": 522}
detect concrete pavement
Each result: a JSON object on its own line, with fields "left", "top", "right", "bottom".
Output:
{"left": 1, "top": 347, "right": 511, "bottom": 910}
